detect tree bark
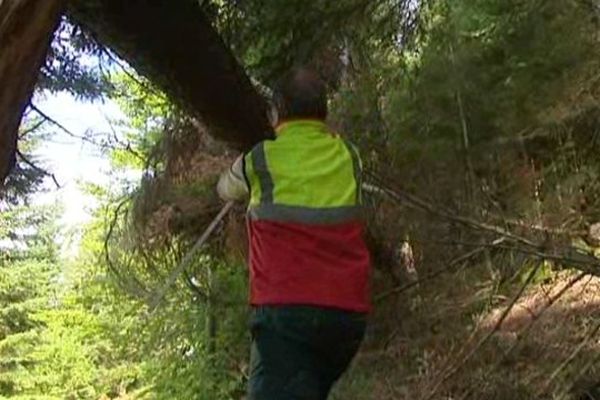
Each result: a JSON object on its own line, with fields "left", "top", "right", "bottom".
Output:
{"left": 0, "top": 0, "right": 64, "bottom": 185}
{"left": 67, "top": 0, "right": 274, "bottom": 152}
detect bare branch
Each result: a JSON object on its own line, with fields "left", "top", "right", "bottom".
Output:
{"left": 15, "top": 148, "right": 60, "bottom": 188}
{"left": 541, "top": 320, "right": 600, "bottom": 396}
{"left": 99, "top": 45, "right": 164, "bottom": 98}
{"left": 103, "top": 196, "right": 149, "bottom": 298}
{"left": 31, "top": 103, "right": 145, "bottom": 162}
{"left": 375, "top": 237, "right": 507, "bottom": 302}
{"left": 29, "top": 103, "right": 80, "bottom": 139}
{"left": 423, "top": 261, "right": 543, "bottom": 400}
{"left": 365, "top": 172, "right": 539, "bottom": 247}
{"left": 365, "top": 176, "right": 600, "bottom": 280}
{"left": 102, "top": 112, "right": 145, "bottom": 162}
{"left": 457, "top": 271, "right": 589, "bottom": 400}
{"left": 18, "top": 118, "right": 46, "bottom": 139}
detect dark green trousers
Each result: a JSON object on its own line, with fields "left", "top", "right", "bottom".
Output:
{"left": 248, "top": 305, "right": 366, "bottom": 400}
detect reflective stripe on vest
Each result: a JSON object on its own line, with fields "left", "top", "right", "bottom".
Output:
{"left": 244, "top": 120, "right": 363, "bottom": 225}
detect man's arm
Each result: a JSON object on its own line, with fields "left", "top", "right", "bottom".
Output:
{"left": 217, "top": 154, "right": 249, "bottom": 202}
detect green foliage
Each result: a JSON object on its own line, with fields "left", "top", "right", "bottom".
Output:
{"left": 0, "top": 205, "right": 144, "bottom": 399}
{"left": 1, "top": 119, "right": 53, "bottom": 207}
{"left": 3, "top": 17, "right": 114, "bottom": 206}
{"left": 363, "top": 0, "right": 597, "bottom": 152}
{"left": 4, "top": 0, "right": 600, "bottom": 398}
{"left": 0, "top": 205, "right": 59, "bottom": 397}
{"left": 39, "top": 19, "right": 114, "bottom": 101}
{"left": 217, "top": 0, "right": 418, "bottom": 85}
{"left": 108, "top": 73, "right": 171, "bottom": 171}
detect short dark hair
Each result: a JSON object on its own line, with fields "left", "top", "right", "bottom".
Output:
{"left": 274, "top": 67, "right": 328, "bottom": 121}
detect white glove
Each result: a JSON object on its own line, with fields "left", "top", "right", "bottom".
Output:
{"left": 217, "top": 155, "right": 249, "bottom": 202}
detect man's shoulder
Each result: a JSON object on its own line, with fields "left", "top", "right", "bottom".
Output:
{"left": 244, "top": 139, "right": 279, "bottom": 168}
{"left": 247, "top": 137, "right": 285, "bottom": 158}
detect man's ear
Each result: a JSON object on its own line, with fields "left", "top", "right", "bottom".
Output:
{"left": 272, "top": 88, "right": 288, "bottom": 123}
{"left": 268, "top": 103, "right": 278, "bottom": 128}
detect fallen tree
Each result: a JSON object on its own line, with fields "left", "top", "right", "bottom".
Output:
{"left": 0, "top": 0, "right": 273, "bottom": 186}
{"left": 66, "top": 0, "right": 273, "bottom": 150}
{"left": 0, "top": 0, "right": 64, "bottom": 185}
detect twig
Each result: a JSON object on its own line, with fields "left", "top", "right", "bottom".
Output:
{"left": 450, "top": 42, "right": 476, "bottom": 201}
{"left": 422, "top": 261, "right": 543, "bottom": 400}
{"left": 368, "top": 208, "right": 600, "bottom": 277}
{"left": 30, "top": 104, "right": 80, "bottom": 139}
{"left": 561, "top": 350, "right": 600, "bottom": 400}
{"left": 501, "top": 272, "right": 588, "bottom": 358}
{"left": 365, "top": 174, "right": 538, "bottom": 248}
{"left": 103, "top": 196, "right": 147, "bottom": 297}
{"left": 15, "top": 149, "right": 60, "bottom": 188}
{"left": 376, "top": 237, "right": 506, "bottom": 302}
{"left": 100, "top": 46, "right": 164, "bottom": 98}
{"left": 423, "top": 238, "right": 600, "bottom": 278}
{"left": 102, "top": 112, "right": 145, "bottom": 162}
{"left": 541, "top": 320, "right": 600, "bottom": 396}
{"left": 30, "top": 104, "right": 117, "bottom": 153}
{"left": 148, "top": 201, "right": 234, "bottom": 311}
{"left": 31, "top": 103, "right": 146, "bottom": 159}
{"left": 18, "top": 118, "right": 46, "bottom": 139}
{"left": 489, "top": 215, "right": 585, "bottom": 238}
{"left": 458, "top": 271, "right": 589, "bottom": 400}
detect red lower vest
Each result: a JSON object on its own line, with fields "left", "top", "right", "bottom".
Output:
{"left": 244, "top": 120, "right": 371, "bottom": 312}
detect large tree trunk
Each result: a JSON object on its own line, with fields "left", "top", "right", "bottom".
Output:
{"left": 0, "top": 0, "right": 64, "bottom": 185}
{"left": 67, "top": 0, "right": 273, "bottom": 152}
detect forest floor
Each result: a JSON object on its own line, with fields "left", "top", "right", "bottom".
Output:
{"left": 333, "top": 270, "right": 600, "bottom": 400}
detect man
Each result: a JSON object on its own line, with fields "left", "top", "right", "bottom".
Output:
{"left": 217, "top": 67, "right": 371, "bottom": 400}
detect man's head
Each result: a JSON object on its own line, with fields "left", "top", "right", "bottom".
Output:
{"left": 273, "top": 67, "right": 327, "bottom": 123}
